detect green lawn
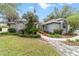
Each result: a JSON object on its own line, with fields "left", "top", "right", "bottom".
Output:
{"left": 0, "top": 35, "right": 59, "bottom": 56}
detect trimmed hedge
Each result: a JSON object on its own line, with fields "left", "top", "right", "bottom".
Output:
{"left": 49, "top": 34, "right": 62, "bottom": 38}
{"left": 66, "top": 39, "right": 75, "bottom": 42}
{"left": 53, "top": 29, "right": 63, "bottom": 34}
{"left": 8, "top": 28, "right": 16, "bottom": 33}
{"left": 0, "top": 32, "right": 18, "bottom": 36}
{"left": 18, "top": 34, "right": 40, "bottom": 38}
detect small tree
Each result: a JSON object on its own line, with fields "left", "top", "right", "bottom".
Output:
{"left": 22, "top": 11, "right": 38, "bottom": 35}
{"left": 66, "top": 14, "right": 79, "bottom": 33}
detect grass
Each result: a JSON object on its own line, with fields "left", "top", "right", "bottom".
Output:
{"left": 0, "top": 35, "right": 59, "bottom": 56}
{"left": 49, "top": 34, "right": 62, "bottom": 38}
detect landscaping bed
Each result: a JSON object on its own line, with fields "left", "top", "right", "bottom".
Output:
{"left": 61, "top": 41, "right": 79, "bottom": 46}
{"left": 18, "top": 34, "right": 40, "bottom": 38}
{"left": 61, "top": 38, "right": 79, "bottom": 46}
{"left": 39, "top": 31, "right": 77, "bottom": 38}
{"left": 0, "top": 32, "right": 40, "bottom": 38}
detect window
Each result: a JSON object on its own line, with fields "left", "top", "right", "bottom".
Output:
{"left": 63, "top": 22, "right": 67, "bottom": 28}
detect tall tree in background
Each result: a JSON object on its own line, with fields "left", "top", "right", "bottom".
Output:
{"left": 44, "top": 4, "right": 72, "bottom": 22}
{"left": 0, "top": 3, "right": 19, "bottom": 22}
{"left": 60, "top": 5, "right": 72, "bottom": 18}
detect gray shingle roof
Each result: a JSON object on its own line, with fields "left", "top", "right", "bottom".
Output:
{"left": 43, "top": 18, "right": 65, "bottom": 25}
{"left": 14, "top": 19, "right": 27, "bottom": 22}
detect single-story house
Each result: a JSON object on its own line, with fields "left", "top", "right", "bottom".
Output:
{"left": 8, "top": 18, "right": 27, "bottom": 32}
{"left": 0, "top": 14, "right": 28, "bottom": 32}
{"left": 0, "top": 18, "right": 27, "bottom": 33}
{"left": 0, "top": 14, "right": 8, "bottom": 33}
{"left": 0, "top": 22, "right": 8, "bottom": 33}
{"left": 42, "top": 18, "right": 70, "bottom": 34}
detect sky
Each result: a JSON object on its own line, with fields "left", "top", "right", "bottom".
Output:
{"left": 17, "top": 3, "right": 79, "bottom": 21}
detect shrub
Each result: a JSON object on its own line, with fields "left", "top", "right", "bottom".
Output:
{"left": 75, "top": 39, "right": 79, "bottom": 42}
{"left": 30, "top": 27, "right": 38, "bottom": 34}
{"left": 0, "top": 28, "right": 2, "bottom": 31}
{"left": 8, "top": 28, "right": 16, "bottom": 33}
{"left": 0, "top": 32, "right": 18, "bottom": 36}
{"left": 25, "top": 25, "right": 38, "bottom": 35}
{"left": 28, "top": 35, "right": 40, "bottom": 38}
{"left": 67, "top": 28, "right": 74, "bottom": 35}
{"left": 67, "top": 39, "right": 74, "bottom": 42}
{"left": 0, "top": 32, "right": 9, "bottom": 35}
{"left": 19, "top": 34, "right": 40, "bottom": 38}
{"left": 18, "top": 30, "right": 25, "bottom": 34}
{"left": 49, "top": 34, "right": 62, "bottom": 38}
{"left": 53, "top": 29, "right": 63, "bottom": 34}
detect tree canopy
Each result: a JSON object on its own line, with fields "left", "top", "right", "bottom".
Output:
{"left": 44, "top": 5, "right": 72, "bottom": 22}
{"left": 22, "top": 11, "right": 38, "bottom": 22}
{"left": 22, "top": 11, "right": 39, "bottom": 34}
{"left": 66, "top": 14, "right": 79, "bottom": 33}
{"left": 0, "top": 3, "right": 19, "bottom": 21}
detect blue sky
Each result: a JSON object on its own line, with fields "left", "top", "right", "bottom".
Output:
{"left": 17, "top": 3, "right": 79, "bottom": 21}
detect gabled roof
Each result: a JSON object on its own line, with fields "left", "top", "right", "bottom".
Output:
{"left": 14, "top": 19, "right": 27, "bottom": 22}
{"left": 42, "top": 18, "right": 65, "bottom": 25}
{"left": 8, "top": 19, "right": 27, "bottom": 24}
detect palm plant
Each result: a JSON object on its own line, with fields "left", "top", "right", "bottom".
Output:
{"left": 44, "top": 4, "right": 72, "bottom": 22}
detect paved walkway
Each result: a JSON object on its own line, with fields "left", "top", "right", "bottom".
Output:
{"left": 39, "top": 33, "right": 79, "bottom": 56}
{"left": 49, "top": 40, "right": 79, "bottom": 56}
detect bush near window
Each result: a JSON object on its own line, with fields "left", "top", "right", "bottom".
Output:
{"left": 8, "top": 28, "right": 16, "bottom": 33}
{"left": 53, "top": 29, "right": 63, "bottom": 34}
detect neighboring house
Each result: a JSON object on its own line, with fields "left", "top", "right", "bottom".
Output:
{"left": 8, "top": 19, "right": 27, "bottom": 32}
{"left": 0, "top": 14, "right": 8, "bottom": 33}
{"left": 42, "top": 18, "right": 70, "bottom": 34}
{"left": 0, "top": 14, "right": 27, "bottom": 32}
{"left": 0, "top": 22, "right": 8, "bottom": 33}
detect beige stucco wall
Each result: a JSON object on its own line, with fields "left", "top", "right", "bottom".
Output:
{"left": 0, "top": 28, "right": 8, "bottom": 33}
{"left": 2, "top": 28, "right": 8, "bottom": 32}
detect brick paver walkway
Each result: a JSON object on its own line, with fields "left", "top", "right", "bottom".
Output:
{"left": 39, "top": 33, "right": 79, "bottom": 56}
{"left": 49, "top": 40, "right": 79, "bottom": 56}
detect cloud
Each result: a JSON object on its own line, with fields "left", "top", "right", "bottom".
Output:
{"left": 28, "top": 7, "right": 34, "bottom": 9}
{"left": 38, "top": 3, "right": 51, "bottom": 9}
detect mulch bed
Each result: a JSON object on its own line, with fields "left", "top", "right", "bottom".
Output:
{"left": 61, "top": 41, "right": 79, "bottom": 46}
{"left": 62, "top": 34, "right": 77, "bottom": 38}
{"left": 39, "top": 31, "right": 77, "bottom": 38}
{"left": 39, "top": 31, "right": 50, "bottom": 36}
